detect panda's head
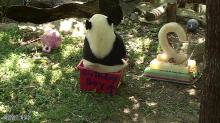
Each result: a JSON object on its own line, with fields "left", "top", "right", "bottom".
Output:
{"left": 84, "top": 14, "right": 117, "bottom": 59}
{"left": 85, "top": 14, "right": 115, "bottom": 40}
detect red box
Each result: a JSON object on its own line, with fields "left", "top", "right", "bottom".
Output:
{"left": 77, "top": 60, "right": 123, "bottom": 95}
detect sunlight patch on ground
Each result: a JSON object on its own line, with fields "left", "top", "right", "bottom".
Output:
{"left": 131, "top": 75, "right": 141, "bottom": 80}
{"left": 127, "top": 37, "right": 152, "bottom": 53}
{"left": 18, "top": 57, "right": 34, "bottom": 72}
{"left": 145, "top": 101, "right": 157, "bottom": 107}
{"left": 128, "top": 96, "right": 140, "bottom": 109}
{"left": 0, "top": 53, "right": 34, "bottom": 81}
{"left": 0, "top": 102, "right": 10, "bottom": 113}
{"left": 3, "top": 53, "right": 19, "bottom": 69}
{"left": 126, "top": 34, "right": 134, "bottom": 38}
{"left": 34, "top": 73, "right": 46, "bottom": 86}
{"left": 10, "top": 92, "right": 15, "bottom": 100}
{"left": 132, "top": 102, "right": 140, "bottom": 110}
{"left": 59, "top": 18, "right": 85, "bottom": 38}
{"left": 132, "top": 113, "right": 139, "bottom": 122}
{"left": 64, "top": 66, "right": 74, "bottom": 73}
{"left": 189, "top": 100, "right": 200, "bottom": 107}
{"left": 1, "top": 53, "right": 34, "bottom": 72}
{"left": 141, "top": 83, "right": 152, "bottom": 89}
{"left": 0, "top": 33, "right": 4, "bottom": 39}
{"left": 50, "top": 69, "right": 62, "bottom": 84}
{"left": 32, "top": 111, "right": 41, "bottom": 117}
{"left": 36, "top": 18, "right": 86, "bottom": 39}
{"left": 186, "top": 89, "right": 196, "bottom": 96}
{"left": 52, "top": 63, "right": 60, "bottom": 69}
{"left": 123, "top": 108, "right": 131, "bottom": 114}
{"left": 198, "top": 37, "right": 205, "bottom": 43}
{"left": 40, "top": 23, "right": 55, "bottom": 32}
{"left": 71, "top": 21, "right": 85, "bottom": 38}
{"left": 61, "top": 45, "right": 80, "bottom": 59}
{"left": 129, "top": 96, "right": 138, "bottom": 103}
{"left": 136, "top": 56, "right": 145, "bottom": 64}
{"left": 18, "top": 25, "right": 37, "bottom": 32}
{"left": 143, "top": 38, "right": 153, "bottom": 46}
{"left": 27, "top": 99, "right": 35, "bottom": 106}
{"left": 59, "top": 19, "right": 74, "bottom": 32}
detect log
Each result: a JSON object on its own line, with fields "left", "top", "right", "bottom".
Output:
{"left": 4, "top": 0, "right": 123, "bottom": 25}
{"left": 145, "top": 3, "right": 167, "bottom": 21}
{"left": 5, "top": 2, "right": 98, "bottom": 24}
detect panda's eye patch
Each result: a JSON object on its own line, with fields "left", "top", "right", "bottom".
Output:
{"left": 85, "top": 20, "right": 92, "bottom": 30}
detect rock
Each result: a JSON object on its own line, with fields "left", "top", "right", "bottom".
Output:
{"left": 130, "top": 12, "right": 138, "bottom": 20}
{"left": 0, "top": 23, "right": 18, "bottom": 31}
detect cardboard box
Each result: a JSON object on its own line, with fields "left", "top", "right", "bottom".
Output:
{"left": 77, "top": 60, "right": 123, "bottom": 95}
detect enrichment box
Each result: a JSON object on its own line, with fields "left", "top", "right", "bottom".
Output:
{"left": 77, "top": 60, "right": 123, "bottom": 95}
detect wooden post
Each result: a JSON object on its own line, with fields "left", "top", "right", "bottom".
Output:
{"left": 145, "top": 3, "right": 167, "bottom": 21}
{"left": 167, "top": 1, "right": 177, "bottom": 22}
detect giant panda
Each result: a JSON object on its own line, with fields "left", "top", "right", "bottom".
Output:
{"left": 82, "top": 14, "right": 128, "bottom": 73}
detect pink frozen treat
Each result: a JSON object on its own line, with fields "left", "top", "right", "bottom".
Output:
{"left": 41, "top": 29, "right": 62, "bottom": 53}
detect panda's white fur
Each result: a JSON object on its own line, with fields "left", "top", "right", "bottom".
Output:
{"left": 83, "top": 59, "right": 127, "bottom": 73}
{"left": 85, "top": 14, "right": 116, "bottom": 59}
{"left": 83, "top": 14, "right": 127, "bottom": 73}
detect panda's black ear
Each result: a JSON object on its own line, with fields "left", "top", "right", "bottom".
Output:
{"left": 107, "top": 17, "right": 113, "bottom": 26}
{"left": 85, "top": 20, "right": 92, "bottom": 30}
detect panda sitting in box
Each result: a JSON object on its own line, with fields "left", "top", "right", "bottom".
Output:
{"left": 82, "top": 14, "right": 128, "bottom": 73}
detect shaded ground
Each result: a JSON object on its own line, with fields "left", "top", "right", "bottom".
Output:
{"left": 0, "top": 1, "right": 205, "bottom": 123}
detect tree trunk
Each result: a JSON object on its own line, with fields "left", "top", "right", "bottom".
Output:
{"left": 199, "top": 0, "right": 220, "bottom": 122}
